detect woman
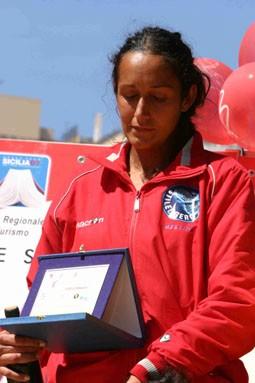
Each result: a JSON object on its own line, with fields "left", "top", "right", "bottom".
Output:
{"left": 1, "top": 26, "right": 255, "bottom": 383}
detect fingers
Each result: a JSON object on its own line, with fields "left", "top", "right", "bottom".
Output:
{"left": 0, "top": 330, "right": 46, "bottom": 378}
{"left": 0, "top": 351, "right": 39, "bottom": 366}
{"left": 0, "top": 366, "right": 30, "bottom": 382}
{"left": 0, "top": 345, "right": 40, "bottom": 355}
{"left": 0, "top": 331, "right": 46, "bottom": 349}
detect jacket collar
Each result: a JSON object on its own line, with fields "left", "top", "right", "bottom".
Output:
{"left": 87, "top": 132, "right": 208, "bottom": 177}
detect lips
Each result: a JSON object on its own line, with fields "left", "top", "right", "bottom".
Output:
{"left": 130, "top": 125, "right": 154, "bottom": 132}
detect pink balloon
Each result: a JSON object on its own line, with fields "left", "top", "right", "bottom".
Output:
{"left": 192, "top": 57, "right": 235, "bottom": 145}
{"left": 219, "top": 62, "right": 255, "bottom": 151}
{"left": 239, "top": 22, "right": 255, "bottom": 67}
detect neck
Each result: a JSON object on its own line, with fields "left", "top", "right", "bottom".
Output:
{"left": 129, "top": 146, "right": 170, "bottom": 175}
{"left": 127, "top": 125, "right": 193, "bottom": 190}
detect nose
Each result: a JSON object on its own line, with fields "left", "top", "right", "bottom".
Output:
{"left": 134, "top": 97, "right": 150, "bottom": 122}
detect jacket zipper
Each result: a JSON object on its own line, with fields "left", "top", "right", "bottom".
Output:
{"left": 134, "top": 192, "right": 141, "bottom": 212}
{"left": 129, "top": 191, "right": 141, "bottom": 254}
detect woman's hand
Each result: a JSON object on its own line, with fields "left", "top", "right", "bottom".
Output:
{"left": 126, "top": 376, "right": 142, "bottom": 383}
{"left": 0, "top": 330, "right": 45, "bottom": 382}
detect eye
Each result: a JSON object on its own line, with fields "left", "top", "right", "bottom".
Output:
{"left": 123, "top": 94, "right": 138, "bottom": 101}
{"left": 148, "top": 92, "right": 168, "bottom": 102}
{"left": 153, "top": 95, "right": 166, "bottom": 101}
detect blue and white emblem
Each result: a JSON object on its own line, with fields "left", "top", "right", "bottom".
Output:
{"left": 163, "top": 185, "right": 200, "bottom": 222}
{"left": 0, "top": 153, "right": 51, "bottom": 208}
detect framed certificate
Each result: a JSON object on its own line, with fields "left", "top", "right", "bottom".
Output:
{"left": 0, "top": 248, "right": 145, "bottom": 352}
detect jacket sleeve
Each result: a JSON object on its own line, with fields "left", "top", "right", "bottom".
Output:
{"left": 131, "top": 162, "right": 255, "bottom": 381}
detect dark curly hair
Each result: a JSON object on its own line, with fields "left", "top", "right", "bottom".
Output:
{"left": 110, "top": 26, "right": 209, "bottom": 135}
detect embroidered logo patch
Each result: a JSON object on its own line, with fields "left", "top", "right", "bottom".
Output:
{"left": 163, "top": 185, "right": 200, "bottom": 222}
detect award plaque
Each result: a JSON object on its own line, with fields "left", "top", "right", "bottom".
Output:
{"left": 0, "top": 248, "right": 145, "bottom": 352}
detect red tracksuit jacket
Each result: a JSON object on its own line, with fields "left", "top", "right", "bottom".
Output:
{"left": 27, "top": 134, "right": 255, "bottom": 383}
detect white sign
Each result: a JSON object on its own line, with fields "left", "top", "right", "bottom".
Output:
{"left": 30, "top": 264, "right": 109, "bottom": 316}
{"left": 0, "top": 204, "right": 50, "bottom": 317}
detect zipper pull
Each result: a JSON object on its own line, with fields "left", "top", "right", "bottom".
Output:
{"left": 134, "top": 192, "right": 141, "bottom": 212}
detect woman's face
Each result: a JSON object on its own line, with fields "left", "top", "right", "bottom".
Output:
{"left": 116, "top": 52, "right": 192, "bottom": 151}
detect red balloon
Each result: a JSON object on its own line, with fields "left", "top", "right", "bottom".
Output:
{"left": 192, "top": 57, "right": 235, "bottom": 145}
{"left": 239, "top": 22, "right": 255, "bottom": 67}
{"left": 219, "top": 62, "right": 255, "bottom": 151}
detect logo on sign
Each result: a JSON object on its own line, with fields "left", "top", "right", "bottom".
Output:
{"left": 0, "top": 153, "right": 51, "bottom": 208}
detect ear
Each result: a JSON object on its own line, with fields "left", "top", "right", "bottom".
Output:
{"left": 181, "top": 84, "right": 197, "bottom": 112}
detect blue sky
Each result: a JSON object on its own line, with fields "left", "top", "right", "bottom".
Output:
{"left": 0, "top": 0, "right": 254, "bottom": 140}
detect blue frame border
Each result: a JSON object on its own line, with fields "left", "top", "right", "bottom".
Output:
{"left": 21, "top": 248, "right": 145, "bottom": 340}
